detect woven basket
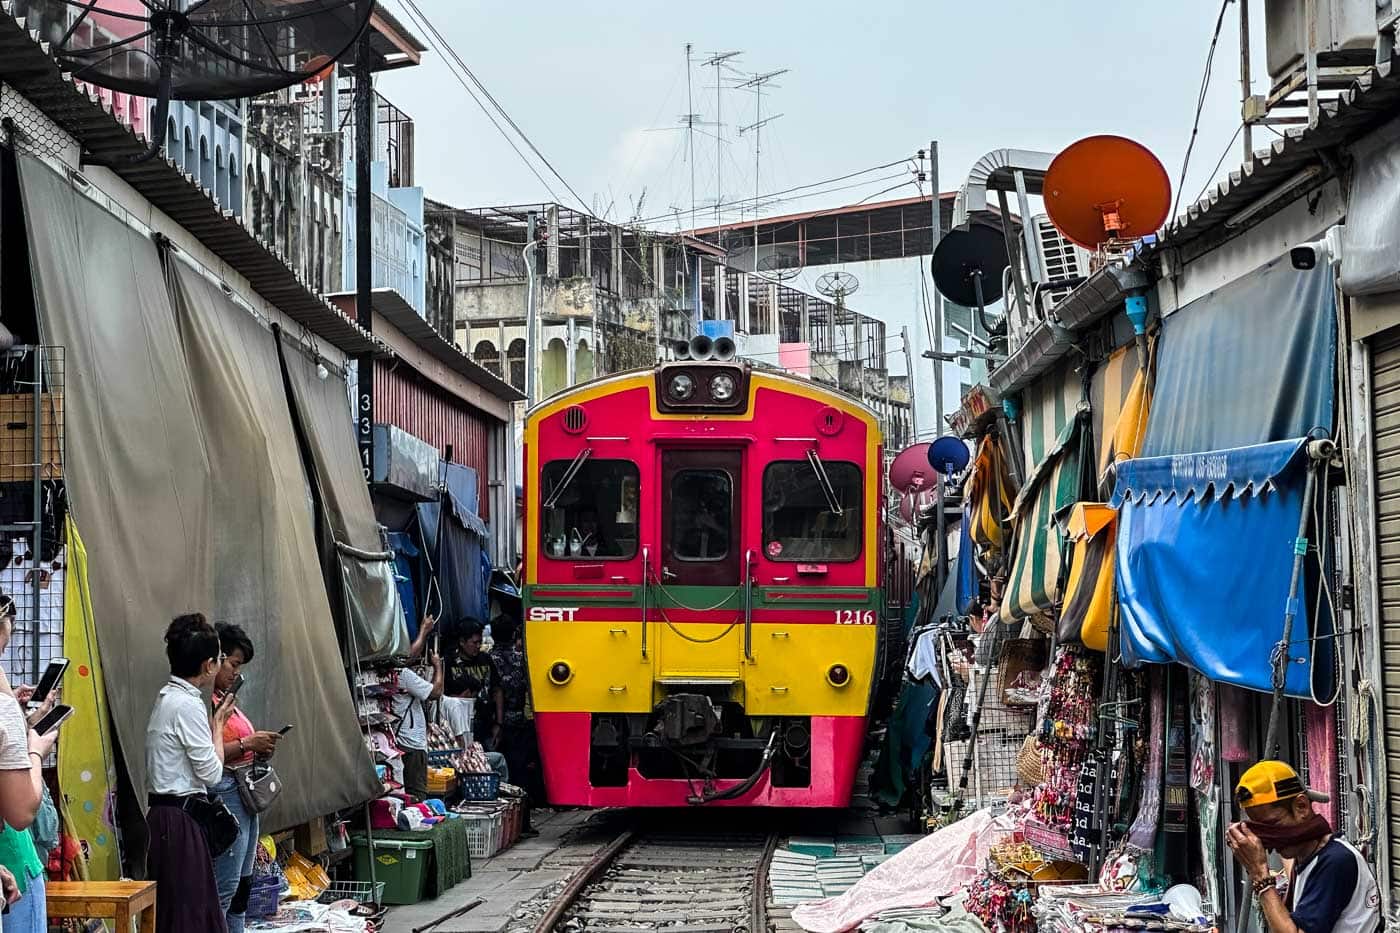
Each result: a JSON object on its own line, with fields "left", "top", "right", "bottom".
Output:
{"left": 1017, "top": 734, "right": 1045, "bottom": 787}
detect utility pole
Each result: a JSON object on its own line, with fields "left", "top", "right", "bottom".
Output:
{"left": 703, "top": 51, "right": 741, "bottom": 228}
{"left": 1239, "top": 0, "right": 1254, "bottom": 161}
{"left": 928, "top": 141, "right": 948, "bottom": 594}
{"left": 354, "top": 32, "right": 374, "bottom": 485}
{"left": 738, "top": 68, "right": 787, "bottom": 270}
{"left": 524, "top": 211, "right": 539, "bottom": 406}
{"left": 901, "top": 326, "right": 919, "bottom": 450}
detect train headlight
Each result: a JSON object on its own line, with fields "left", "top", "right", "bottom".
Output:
{"left": 709, "top": 373, "right": 737, "bottom": 402}
{"left": 548, "top": 660, "right": 573, "bottom": 685}
{"left": 827, "top": 664, "right": 851, "bottom": 687}
{"left": 668, "top": 373, "right": 695, "bottom": 401}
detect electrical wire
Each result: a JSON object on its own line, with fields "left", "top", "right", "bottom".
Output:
{"left": 1171, "top": 0, "right": 1234, "bottom": 222}
{"left": 1191, "top": 122, "right": 1245, "bottom": 204}
{"left": 394, "top": 0, "right": 591, "bottom": 213}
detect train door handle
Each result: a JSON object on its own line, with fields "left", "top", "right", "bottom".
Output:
{"left": 770, "top": 686, "right": 789, "bottom": 694}
{"left": 662, "top": 567, "right": 678, "bottom": 581}
{"left": 608, "top": 685, "right": 628, "bottom": 694}
{"left": 770, "top": 631, "right": 790, "bottom": 639}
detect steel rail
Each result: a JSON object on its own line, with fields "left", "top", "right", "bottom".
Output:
{"left": 531, "top": 829, "right": 635, "bottom": 933}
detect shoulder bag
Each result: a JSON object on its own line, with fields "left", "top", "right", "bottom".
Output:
{"left": 185, "top": 793, "right": 240, "bottom": 857}
{"left": 234, "top": 759, "right": 283, "bottom": 814}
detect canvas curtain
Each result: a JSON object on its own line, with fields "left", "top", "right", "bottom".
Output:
{"left": 276, "top": 330, "right": 408, "bottom": 661}
{"left": 964, "top": 434, "right": 1017, "bottom": 574}
{"left": 1110, "top": 439, "right": 1334, "bottom": 698}
{"left": 20, "top": 153, "right": 378, "bottom": 827}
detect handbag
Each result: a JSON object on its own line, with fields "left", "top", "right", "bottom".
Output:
{"left": 234, "top": 760, "right": 283, "bottom": 815}
{"left": 185, "top": 792, "right": 240, "bottom": 857}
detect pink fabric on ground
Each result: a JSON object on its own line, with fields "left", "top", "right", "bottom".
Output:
{"left": 790, "top": 807, "right": 1019, "bottom": 933}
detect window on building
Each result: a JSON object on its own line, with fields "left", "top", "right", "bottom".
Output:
{"left": 670, "top": 469, "right": 732, "bottom": 562}
{"left": 539, "top": 458, "right": 639, "bottom": 560}
{"left": 762, "top": 460, "right": 862, "bottom": 562}
{"left": 507, "top": 338, "right": 526, "bottom": 390}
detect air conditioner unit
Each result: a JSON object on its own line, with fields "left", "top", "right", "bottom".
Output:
{"left": 1264, "top": 0, "right": 1375, "bottom": 83}
{"left": 1033, "top": 214, "right": 1091, "bottom": 304}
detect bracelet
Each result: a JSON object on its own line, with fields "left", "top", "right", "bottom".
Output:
{"left": 27, "top": 751, "right": 41, "bottom": 761}
{"left": 1252, "top": 876, "right": 1276, "bottom": 897}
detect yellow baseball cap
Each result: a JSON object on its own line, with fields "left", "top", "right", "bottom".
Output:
{"left": 1235, "top": 760, "right": 1330, "bottom": 807}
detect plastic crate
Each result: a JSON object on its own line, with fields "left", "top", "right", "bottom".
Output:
{"left": 427, "top": 749, "right": 458, "bottom": 768}
{"left": 458, "top": 772, "right": 500, "bottom": 801}
{"left": 246, "top": 874, "right": 283, "bottom": 919}
{"left": 351, "top": 835, "right": 434, "bottom": 906}
{"left": 459, "top": 811, "right": 503, "bottom": 860}
{"left": 501, "top": 800, "right": 522, "bottom": 850}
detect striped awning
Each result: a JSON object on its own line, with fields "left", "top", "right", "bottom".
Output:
{"left": 1091, "top": 341, "right": 1151, "bottom": 496}
{"left": 1002, "top": 411, "right": 1087, "bottom": 622}
{"left": 1057, "top": 344, "right": 1153, "bottom": 649}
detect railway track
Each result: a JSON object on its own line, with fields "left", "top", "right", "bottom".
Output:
{"left": 532, "top": 827, "right": 779, "bottom": 933}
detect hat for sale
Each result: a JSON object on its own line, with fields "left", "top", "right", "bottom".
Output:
{"left": 1235, "top": 760, "right": 1329, "bottom": 807}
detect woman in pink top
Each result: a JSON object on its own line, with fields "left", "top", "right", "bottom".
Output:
{"left": 211, "top": 624, "right": 283, "bottom": 933}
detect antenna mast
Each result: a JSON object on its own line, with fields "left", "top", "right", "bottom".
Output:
{"left": 703, "top": 51, "right": 742, "bottom": 228}
{"left": 685, "top": 43, "right": 697, "bottom": 233}
{"left": 739, "top": 67, "right": 787, "bottom": 268}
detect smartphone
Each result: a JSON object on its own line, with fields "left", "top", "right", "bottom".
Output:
{"left": 29, "top": 658, "right": 68, "bottom": 708}
{"left": 230, "top": 672, "right": 246, "bottom": 696}
{"left": 277, "top": 724, "right": 294, "bottom": 736}
{"left": 32, "top": 703, "right": 73, "bottom": 735}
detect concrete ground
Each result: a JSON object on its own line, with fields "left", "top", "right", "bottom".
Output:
{"left": 380, "top": 809, "right": 619, "bottom": 933}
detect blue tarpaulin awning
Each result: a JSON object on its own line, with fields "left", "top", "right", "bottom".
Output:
{"left": 1110, "top": 439, "right": 1334, "bottom": 697}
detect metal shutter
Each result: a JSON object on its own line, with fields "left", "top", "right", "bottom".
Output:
{"left": 1371, "top": 328, "right": 1400, "bottom": 875}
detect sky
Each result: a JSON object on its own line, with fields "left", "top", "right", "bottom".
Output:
{"left": 380, "top": 1, "right": 1266, "bottom": 437}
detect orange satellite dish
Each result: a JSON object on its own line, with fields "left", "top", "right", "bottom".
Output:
{"left": 1043, "top": 135, "right": 1171, "bottom": 250}
{"left": 302, "top": 55, "right": 336, "bottom": 86}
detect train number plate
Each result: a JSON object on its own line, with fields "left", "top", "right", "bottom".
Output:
{"left": 834, "top": 610, "right": 876, "bottom": 625}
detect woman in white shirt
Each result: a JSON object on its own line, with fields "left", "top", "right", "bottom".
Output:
{"left": 144, "top": 614, "right": 236, "bottom": 933}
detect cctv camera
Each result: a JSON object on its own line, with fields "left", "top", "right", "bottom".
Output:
{"left": 1289, "top": 225, "right": 1343, "bottom": 271}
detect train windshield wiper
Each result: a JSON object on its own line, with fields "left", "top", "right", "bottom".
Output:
{"left": 543, "top": 448, "right": 593, "bottom": 510}
{"left": 805, "top": 449, "right": 843, "bottom": 516}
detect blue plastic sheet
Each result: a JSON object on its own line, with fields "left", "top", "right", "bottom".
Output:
{"left": 1111, "top": 439, "right": 1333, "bottom": 697}
{"left": 1142, "top": 259, "right": 1336, "bottom": 457}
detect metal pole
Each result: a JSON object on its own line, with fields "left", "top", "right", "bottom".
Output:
{"left": 524, "top": 212, "right": 539, "bottom": 406}
{"left": 1240, "top": 0, "right": 1254, "bottom": 160}
{"left": 901, "top": 327, "right": 919, "bottom": 449}
{"left": 29, "top": 350, "right": 41, "bottom": 684}
{"left": 354, "top": 33, "right": 374, "bottom": 485}
{"left": 929, "top": 141, "right": 948, "bottom": 591}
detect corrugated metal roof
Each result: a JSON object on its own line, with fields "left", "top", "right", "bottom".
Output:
{"left": 328, "top": 288, "right": 525, "bottom": 402}
{"left": 0, "top": 4, "right": 381, "bottom": 357}
{"left": 1166, "top": 55, "right": 1400, "bottom": 261}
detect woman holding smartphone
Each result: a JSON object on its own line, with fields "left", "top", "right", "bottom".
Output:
{"left": 0, "top": 592, "right": 59, "bottom": 933}
{"left": 211, "top": 623, "right": 282, "bottom": 933}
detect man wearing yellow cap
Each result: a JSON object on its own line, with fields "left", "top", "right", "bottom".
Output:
{"left": 1226, "top": 760, "right": 1379, "bottom": 933}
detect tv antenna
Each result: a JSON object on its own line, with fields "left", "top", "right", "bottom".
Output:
{"left": 757, "top": 252, "right": 802, "bottom": 282}
{"left": 702, "top": 50, "right": 743, "bottom": 227}
{"left": 30, "top": 0, "right": 373, "bottom": 165}
{"left": 931, "top": 225, "right": 1009, "bottom": 346}
{"left": 738, "top": 69, "right": 788, "bottom": 219}
{"left": 1043, "top": 135, "right": 1171, "bottom": 258}
{"left": 816, "top": 270, "right": 860, "bottom": 308}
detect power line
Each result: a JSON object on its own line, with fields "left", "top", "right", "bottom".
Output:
{"left": 396, "top": 0, "right": 593, "bottom": 214}
{"left": 1171, "top": 0, "right": 1233, "bottom": 222}
{"left": 1192, "top": 122, "right": 1244, "bottom": 204}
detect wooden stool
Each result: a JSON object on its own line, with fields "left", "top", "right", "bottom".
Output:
{"left": 45, "top": 880, "right": 157, "bottom": 933}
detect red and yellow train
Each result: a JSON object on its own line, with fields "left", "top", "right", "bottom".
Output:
{"left": 523, "top": 340, "right": 885, "bottom": 807}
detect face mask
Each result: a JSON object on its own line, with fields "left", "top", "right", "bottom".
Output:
{"left": 1246, "top": 811, "right": 1331, "bottom": 850}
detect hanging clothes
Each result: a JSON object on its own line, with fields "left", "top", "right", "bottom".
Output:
{"left": 964, "top": 434, "right": 1017, "bottom": 573}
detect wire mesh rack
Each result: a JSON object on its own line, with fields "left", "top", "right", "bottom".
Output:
{"left": 0, "top": 346, "right": 66, "bottom": 687}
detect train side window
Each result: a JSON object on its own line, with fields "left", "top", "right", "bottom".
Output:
{"left": 540, "top": 458, "right": 639, "bottom": 560}
{"left": 670, "top": 469, "right": 733, "bottom": 562}
{"left": 762, "top": 460, "right": 862, "bottom": 562}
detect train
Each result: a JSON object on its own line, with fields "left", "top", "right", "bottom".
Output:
{"left": 522, "top": 335, "right": 887, "bottom": 807}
